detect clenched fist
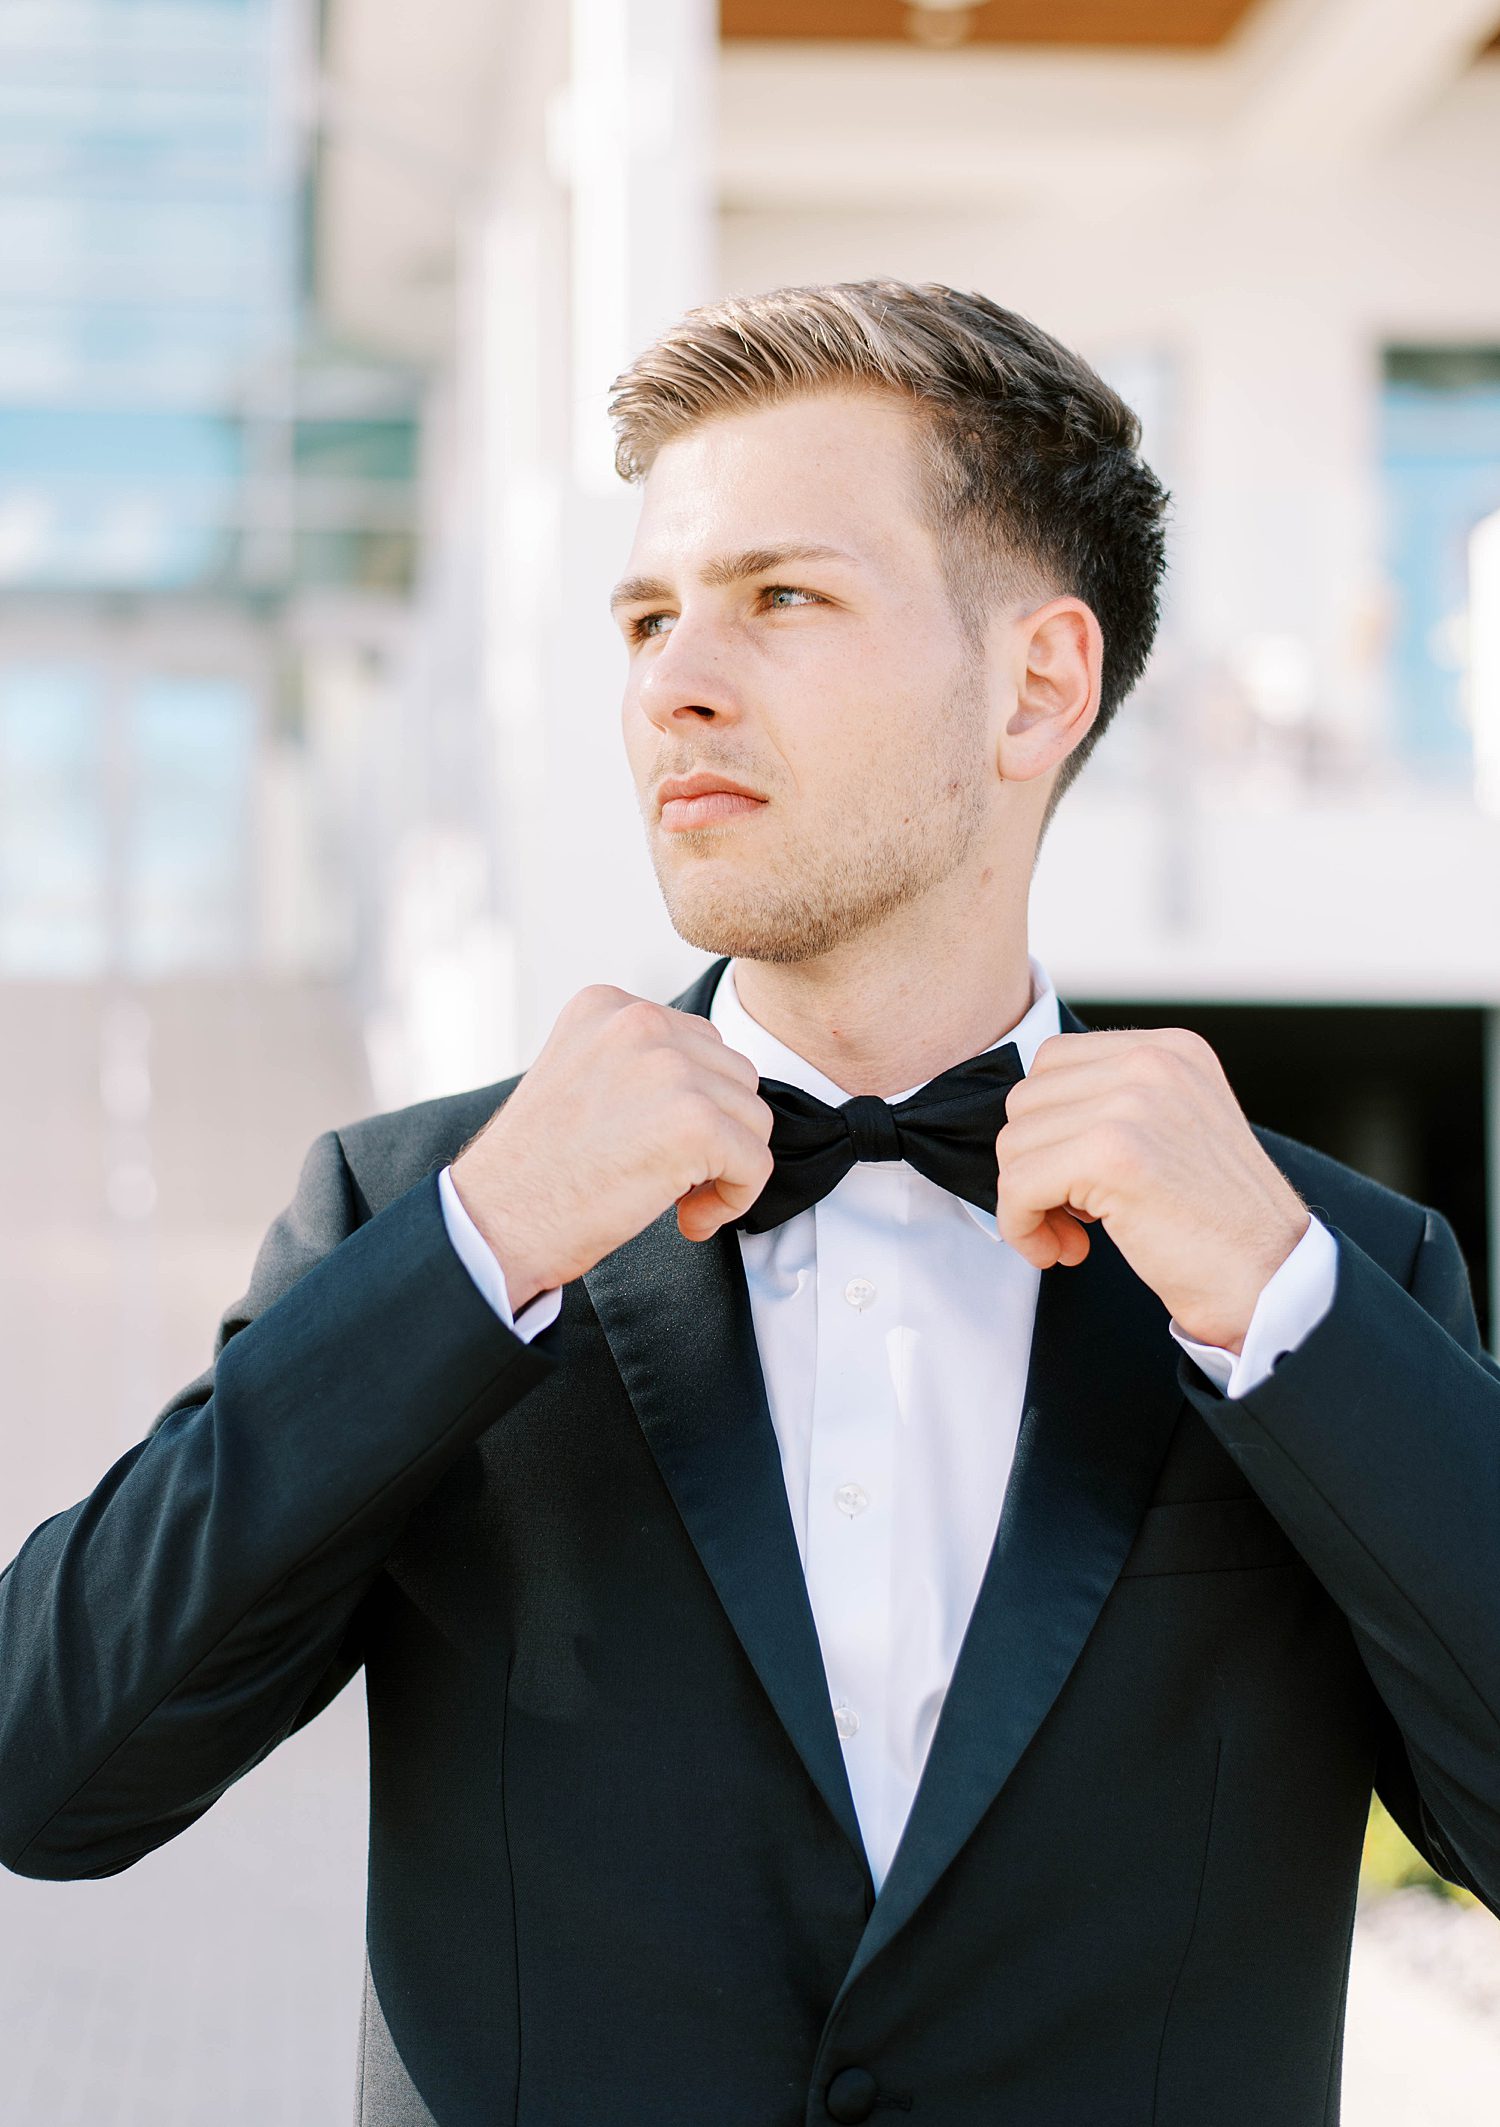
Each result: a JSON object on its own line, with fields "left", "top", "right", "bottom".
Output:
{"left": 448, "top": 987, "right": 773, "bottom": 1312}
{"left": 995, "top": 1025, "right": 1310, "bottom": 1352}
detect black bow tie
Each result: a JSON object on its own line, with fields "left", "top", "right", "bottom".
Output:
{"left": 735, "top": 1042, "right": 1027, "bottom": 1235}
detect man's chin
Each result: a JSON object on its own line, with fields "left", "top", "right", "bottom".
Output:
{"left": 657, "top": 887, "right": 846, "bottom": 967}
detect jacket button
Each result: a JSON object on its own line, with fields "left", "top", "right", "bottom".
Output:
{"left": 826, "top": 2066, "right": 878, "bottom": 2124}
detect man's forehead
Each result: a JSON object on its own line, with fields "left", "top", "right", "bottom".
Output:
{"left": 619, "top": 473, "right": 921, "bottom": 584}
{"left": 615, "top": 396, "right": 931, "bottom": 591}
{"left": 652, "top": 390, "right": 914, "bottom": 485}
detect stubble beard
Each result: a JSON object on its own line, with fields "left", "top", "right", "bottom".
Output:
{"left": 646, "top": 679, "right": 991, "bottom": 968}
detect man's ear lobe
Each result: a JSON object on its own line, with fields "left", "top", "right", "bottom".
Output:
{"left": 1000, "top": 596, "right": 1103, "bottom": 778}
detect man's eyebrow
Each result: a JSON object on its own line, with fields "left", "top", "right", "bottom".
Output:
{"left": 610, "top": 573, "right": 672, "bottom": 611}
{"left": 609, "top": 543, "right": 860, "bottom": 610}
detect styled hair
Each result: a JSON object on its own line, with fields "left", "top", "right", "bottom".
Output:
{"left": 608, "top": 278, "right": 1171, "bottom": 830}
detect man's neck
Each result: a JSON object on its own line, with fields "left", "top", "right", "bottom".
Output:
{"left": 728, "top": 909, "right": 1036, "bottom": 1102}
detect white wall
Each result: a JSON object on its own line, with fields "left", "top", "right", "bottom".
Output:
{"left": 347, "top": 20, "right": 1500, "bottom": 1100}
{"left": 717, "top": 56, "right": 1500, "bottom": 1005}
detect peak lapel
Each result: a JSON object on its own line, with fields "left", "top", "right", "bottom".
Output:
{"left": 581, "top": 958, "right": 869, "bottom": 1873}
{"left": 835, "top": 997, "right": 1189, "bottom": 1993}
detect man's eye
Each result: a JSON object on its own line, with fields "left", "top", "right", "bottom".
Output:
{"left": 629, "top": 611, "right": 675, "bottom": 641}
{"left": 763, "top": 585, "right": 820, "bottom": 610}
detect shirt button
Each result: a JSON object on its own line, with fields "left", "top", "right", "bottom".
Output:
{"left": 833, "top": 1482, "right": 869, "bottom": 1518}
{"left": 843, "top": 1276, "right": 877, "bottom": 1311}
{"left": 833, "top": 1702, "right": 860, "bottom": 1741}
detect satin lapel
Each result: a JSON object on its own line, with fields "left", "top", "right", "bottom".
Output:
{"left": 835, "top": 996, "right": 1189, "bottom": 1993}
{"left": 665, "top": 956, "right": 727, "bottom": 1020}
{"left": 581, "top": 958, "right": 869, "bottom": 1873}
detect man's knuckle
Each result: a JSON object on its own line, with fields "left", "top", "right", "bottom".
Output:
{"left": 682, "top": 1088, "right": 721, "bottom": 1134}
{"left": 1111, "top": 1087, "right": 1153, "bottom": 1127}
{"left": 1161, "top": 1026, "right": 1216, "bottom": 1073}
{"left": 1094, "top": 1120, "right": 1141, "bottom": 1173}
{"left": 619, "top": 996, "right": 666, "bottom": 1033}
{"left": 1129, "top": 1043, "right": 1178, "bottom": 1087}
{"left": 652, "top": 1047, "right": 698, "bottom": 1096}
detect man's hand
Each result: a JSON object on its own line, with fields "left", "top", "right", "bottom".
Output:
{"left": 448, "top": 987, "right": 773, "bottom": 1312}
{"left": 995, "top": 1027, "right": 1310, "bottom": 1352}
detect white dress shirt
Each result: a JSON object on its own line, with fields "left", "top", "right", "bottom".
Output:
{"left": 437, "top": 958, "right": 1338, "bottom": 1889}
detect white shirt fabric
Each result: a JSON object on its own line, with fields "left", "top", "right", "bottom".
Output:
{"left": 437, "top": 957, "right": 1338, "bottom": 1890}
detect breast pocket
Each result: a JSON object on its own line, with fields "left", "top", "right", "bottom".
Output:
{"left": 1117, "top": 1495, "right": 1296, "bottom": 1579}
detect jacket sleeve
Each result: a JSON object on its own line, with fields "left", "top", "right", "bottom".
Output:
{"left": 1178, "top": 1206, "right": 1500, "bottom": 1915}
{"left": 0, "top": 1130, "right": 555, "bottom": 1882}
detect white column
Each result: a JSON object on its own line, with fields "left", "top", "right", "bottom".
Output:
{"left": 467, "top": 0, "right": 717, "bottom": 1070}
{"left": 568, "top": 0, "right": 717, "bottom": 494}
{"left": 1174, "top": 195, "right": 1386, "bottom": 779}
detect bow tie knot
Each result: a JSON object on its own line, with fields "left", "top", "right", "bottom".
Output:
{"left": 839, "top": 1095, "right": 904, "bottom": 1165}
{"left": 735, "top": 1042, "right": 1027, "bottom": 1235}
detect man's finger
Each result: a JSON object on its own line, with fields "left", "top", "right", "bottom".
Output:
{"left": 1026, "top": 1025, "right": 1208, "bottom": 1076}
{"left": 999, "top": 1200, "right": 1092, "bottom": 1270}
{"left": 663, "top": 1012, "right": 764, "bottom": 1091}
{"left": 676, "top": 1115, "right": 775, "bottom": 1238}
{"left": 995, "top": 1138, "right": 1100, "bottom": 1263}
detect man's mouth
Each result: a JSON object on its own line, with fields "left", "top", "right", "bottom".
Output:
{"left": 655, "top": 771, "right": 769, "bottom": 832}
{"left": 659, "top": 791, "right": 768, "bottom": 831}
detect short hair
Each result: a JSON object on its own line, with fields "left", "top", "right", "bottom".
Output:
{"left": 608, "top": 279, "right": 1171, "bottom": 832}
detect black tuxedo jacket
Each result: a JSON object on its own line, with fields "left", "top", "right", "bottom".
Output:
{"left": 3, "top": 959, "right": 1499, "bottom": 2126}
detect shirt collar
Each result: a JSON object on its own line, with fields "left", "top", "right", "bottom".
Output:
{"left": 707, "top": 953, "right": 1060, "bottom": 1104}
{"left": 707, "top": 955, "right": 1061, "bottom": 1242}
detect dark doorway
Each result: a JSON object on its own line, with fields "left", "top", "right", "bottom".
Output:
{"left": 1069, "top": 999, "right": 1492, "bottom": 1352}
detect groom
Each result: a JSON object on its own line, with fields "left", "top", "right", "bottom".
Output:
{"left": 3, "top": 281, "right": 1498, "bottom": 2127}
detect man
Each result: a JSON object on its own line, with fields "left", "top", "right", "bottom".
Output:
{"left": 2, "top": 280, "right": 1497, "bottom": 2127}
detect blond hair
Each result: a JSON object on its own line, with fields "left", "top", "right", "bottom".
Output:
{"left": 609, "top": 279, "right": 1170, "bottom": 825}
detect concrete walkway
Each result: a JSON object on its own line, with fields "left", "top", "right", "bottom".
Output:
{"left": 1345, "top": 1893, "right": 1500, "bottom": 2126}
{"left": 0, "top": 977, "right": 375, "bottom": 2125}
{"left": 0, "top": 1681, "right": 368, "bottom": 2127}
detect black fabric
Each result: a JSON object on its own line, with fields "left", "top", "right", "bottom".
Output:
{"left": 1, "top": 954, "right": 1498, "bottom": 2127}
{"left": 738, "top": 1041, "right": 1025, "bottom": 1233}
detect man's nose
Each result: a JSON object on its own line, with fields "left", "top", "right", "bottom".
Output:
{"left": 636, "top": 617, "right": 739, "bottom": 728}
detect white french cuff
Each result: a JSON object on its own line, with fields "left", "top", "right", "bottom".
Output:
{"left": 1169, "top": 1213, "right": 1340, "bottom": 1400}
{"left": 437, "top": 1163, "right": 565, "bottom": 1343}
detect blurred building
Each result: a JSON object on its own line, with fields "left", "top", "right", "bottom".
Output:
{"left": 3, "top": 0, "right": 1499, "bottom": 1332}
{"left": 301, "top": 0, "right": 1500, "bottom": 1344}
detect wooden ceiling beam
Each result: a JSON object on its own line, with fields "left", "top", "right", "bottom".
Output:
{"left": 720, "top": 0, "right": 1258, "bottom": 46}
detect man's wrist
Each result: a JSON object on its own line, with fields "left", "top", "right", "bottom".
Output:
{"left": 446, "top": 1160, "right": 549, "bottom": 1315}
{"left": 1172, "top": 1214, "right": 1339, "bottom": 1398}
{"left": 1172, "top": 1207, "right": 1311, "bottom": 1354}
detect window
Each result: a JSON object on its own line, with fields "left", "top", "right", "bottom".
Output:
{"left": 1381, "top": 347, "right": 1500, "bottom": 776}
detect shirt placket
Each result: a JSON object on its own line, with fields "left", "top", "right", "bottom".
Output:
{"left": 803, "top": 1165, "right": 904, "bottom": 1881}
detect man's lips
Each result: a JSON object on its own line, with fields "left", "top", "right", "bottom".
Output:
{"left": 659, "top": 790, "right": 768, "bottom": 831}
{"left": 655, "top": 772, "right": 768, "bottom": 831}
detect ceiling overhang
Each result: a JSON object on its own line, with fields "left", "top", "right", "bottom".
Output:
{"left": 315, "top": 0, "right": 1500, "bottom": 368}
{"left": 720, "top": 0, "right": 1260, "bottom": 47}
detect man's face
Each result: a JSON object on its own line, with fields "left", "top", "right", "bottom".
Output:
{"left": 614, "top": 388, "right": 1004, "bottom": 965}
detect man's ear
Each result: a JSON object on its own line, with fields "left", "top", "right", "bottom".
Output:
{"left": 997, "top": 596, "right": 1103, "bottom": 784}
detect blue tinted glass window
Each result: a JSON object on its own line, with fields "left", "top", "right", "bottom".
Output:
{"left": 0, "top": 665, "right": 107, "bottom": 976}
{"left": 0, "top": 0, "right": 418, "bottom": 595}
{"left": 1382, "top": 349, "right": 1500, "bottom": 769}
{"left": 126, "top": 674, "right": 254, "bottom": 974}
